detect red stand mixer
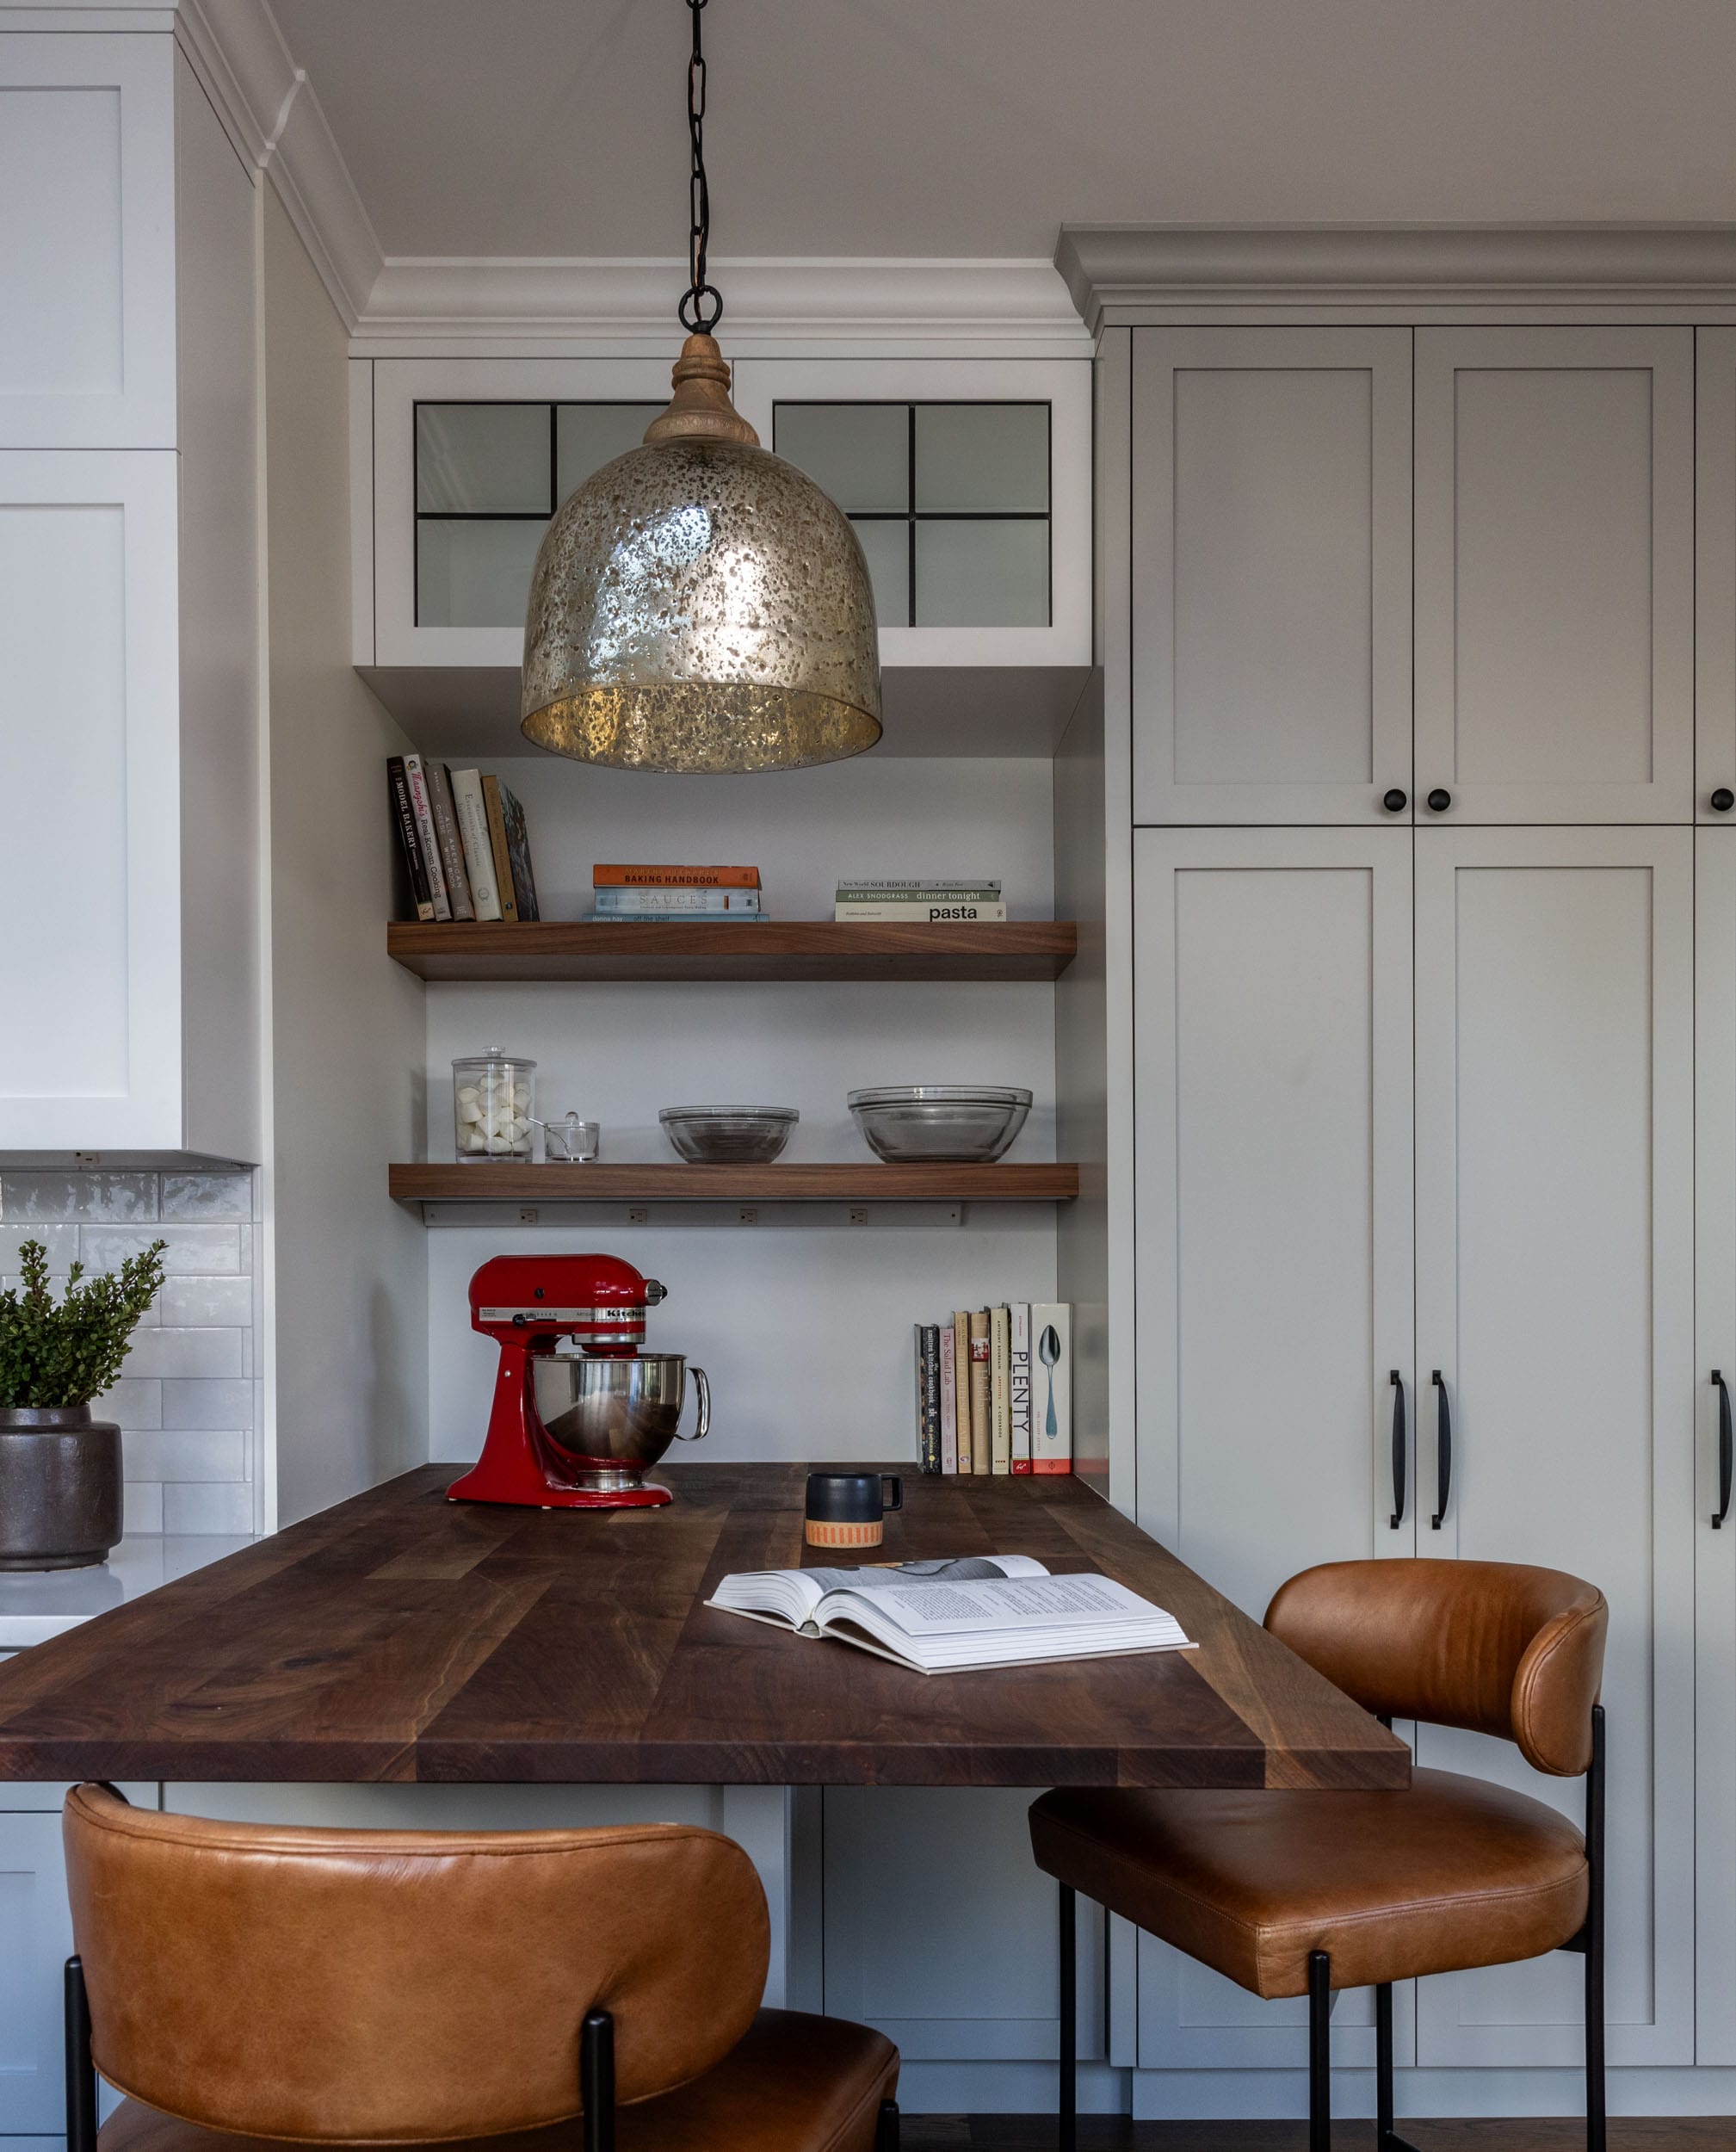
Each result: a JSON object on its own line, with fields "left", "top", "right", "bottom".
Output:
{"left": 448, "top": 1252, "right": 709, "bottom": 1510}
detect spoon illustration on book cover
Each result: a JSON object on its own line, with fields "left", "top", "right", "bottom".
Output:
{"left": 1038, "top": 1323, "right": 1062, "bottom": 1440}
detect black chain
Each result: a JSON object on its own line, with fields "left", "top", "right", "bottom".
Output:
{"left": 679, "top": 0, "right": 722, "bottom": 332}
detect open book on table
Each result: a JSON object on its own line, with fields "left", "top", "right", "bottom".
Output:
{"left": 706, "top": 1554, "right": 1195, "bottom": 1675}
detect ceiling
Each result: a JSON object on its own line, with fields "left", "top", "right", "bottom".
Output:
{"left": 268, "top": 0, "right": 1736, "bottom": 263}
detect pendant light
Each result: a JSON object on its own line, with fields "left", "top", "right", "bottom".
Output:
{"left": 520, "top": 0, "right": 882, "bottom": 773}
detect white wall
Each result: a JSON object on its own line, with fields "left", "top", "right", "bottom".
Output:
{"left": 263, "top": 185, "right": 427, "bottom": 1524}
{"left": 420, "top": 751, "right": 1061, "bottom": 1468}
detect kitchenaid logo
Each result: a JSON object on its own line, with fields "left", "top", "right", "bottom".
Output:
{"left": 479, "top": 1306, "right": 645, "bottom": 1325}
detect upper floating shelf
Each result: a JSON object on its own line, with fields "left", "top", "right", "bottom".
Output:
{"left": 390, "top": 1163, "right": 1079, "bottom": 1206}
{"left": 386, "top": 918, "right": 1078, "bottom": 984}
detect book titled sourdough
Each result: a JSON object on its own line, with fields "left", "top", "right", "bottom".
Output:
{"left": 707, "top": 1555, "right": 1194, "bottom": 1675}
{"left": 1030, "top": 1302, "right": 1072, "bottom": 1473}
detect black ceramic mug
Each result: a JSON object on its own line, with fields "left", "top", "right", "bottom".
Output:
{"left": 805, "top": 1469, "right": 904, "bottom": 1549}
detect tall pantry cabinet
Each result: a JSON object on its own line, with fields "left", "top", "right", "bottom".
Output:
{"left": 1127, "top": 318, "right": 1713, "bottom": 2088}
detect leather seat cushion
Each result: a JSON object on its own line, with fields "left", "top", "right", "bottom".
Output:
{"left": 1031, "top": 1770, "right": 1588, "bottom": 1999}
{"left": 99, "top": 2011, "right": 898, "bottom": 2152}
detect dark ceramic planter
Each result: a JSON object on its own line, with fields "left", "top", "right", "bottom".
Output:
{"left": 0, "top": 1406, "right": 122, "bottom": 1569}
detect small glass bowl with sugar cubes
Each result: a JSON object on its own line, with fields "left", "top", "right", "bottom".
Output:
{"left": 452, "top": 1050, "right": 536, "bottom": 1162}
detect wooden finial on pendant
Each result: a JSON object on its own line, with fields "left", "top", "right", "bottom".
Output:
{"left": 642, "top": 333, "right": 761, "bottom": 448}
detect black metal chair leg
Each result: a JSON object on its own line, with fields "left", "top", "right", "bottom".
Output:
{"left": 1375, "top": 1981, "right": 1395, "bottom": 2147}
{"left": 65, "top": 1956, "right": 96, "bottom": 2152}
{"left": 875, "top": 2097, "right": 900, "bottom": 2150}
{"left": 579, "top": 2007, "right": 615, "bottom": 2152}
{"left": 1307, "top": 1949, "right": 1331, "bottom": 2152}
{"left": 1058, "top": 1882, "right": 1077, "bottom": 2152}
{"left": 1585, "top": 1704, "right": 1607, "bottom": 2152}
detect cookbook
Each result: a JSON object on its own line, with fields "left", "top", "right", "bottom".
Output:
{"left": 707, "top": 1555, "right": 1194, "bottom": 1675}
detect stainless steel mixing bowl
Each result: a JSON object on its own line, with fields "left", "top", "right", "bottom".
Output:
{"left": 533, "top": 1352, "right": 710, "bottom": 1481}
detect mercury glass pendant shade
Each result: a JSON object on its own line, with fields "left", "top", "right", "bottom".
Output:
{"left": 520, "top": 333, "right": 882, "bottom": 773}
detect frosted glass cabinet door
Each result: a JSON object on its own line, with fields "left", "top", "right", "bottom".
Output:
{"left": 1132, "top": 826, "right": 1415, "bottom": 2069}
{"left": 1412, "top": 826, "right": 1695, "bottom": 2068}
{"left": 1131, "top": 329, "right": 1413, "bottom": 826}
{"left": 1414, "top": 329, "right": 1693, "bottom": 823}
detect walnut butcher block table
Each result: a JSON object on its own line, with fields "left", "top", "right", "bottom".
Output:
{"left": 0, "top": 1464, "right": 1406, "bottom": 1790}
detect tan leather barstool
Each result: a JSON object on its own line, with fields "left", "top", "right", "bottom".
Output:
{"left": 61, "top": 1785, "right": 899, "bottom": 2152}
{"left": 1029, "top": 1560, "right": 1608, "bottom": 2152}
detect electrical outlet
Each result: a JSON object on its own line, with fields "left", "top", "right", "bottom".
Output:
{"left": 738, "top": 1205, "right": 759, "bottom": 1226}
{"left": 627, "top": 1205, "right": 649, "bottom": 1226}
{"left": 518, "top": 1206, "right": 539, "bottom": 1225}
{"left": 73, "top": 1152, "right": 102, "bottom": 1168}
{"left": 848, "top": 1206, "right": 869, "bottom": 1226}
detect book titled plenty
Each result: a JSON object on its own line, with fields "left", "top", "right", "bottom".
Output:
{"left": 707, "top": 1555, "right": 1193, "bottom": 1675}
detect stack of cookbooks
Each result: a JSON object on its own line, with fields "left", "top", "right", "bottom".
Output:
{"left": 911, "top": 1303, "right": 1072, "bottom": 1476}
{"left": 592, "top": 864, "right": 765, "bottom": 921}
{"left": 388, "top": 756, "right": 539, "bottom": 924}
{"left": 835, "top": 878, "right": 1005, "bottom": 923}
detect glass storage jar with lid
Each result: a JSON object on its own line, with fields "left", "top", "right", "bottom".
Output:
{"left": 453, "top": 1049, "right": 535, "bottom": 1161}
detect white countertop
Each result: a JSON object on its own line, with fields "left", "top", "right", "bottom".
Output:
{"left": 0, "top": 1534, "right": 253, "bottom": 1650}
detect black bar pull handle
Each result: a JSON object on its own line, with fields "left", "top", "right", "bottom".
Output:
{"left": 1714, "top": 1370, "right": 1733, "bottom": 1530}
{"left": 1387, "top": 1370, "right": 1406, "bottom": 1527}
{"left": 1430, "top": 1370, "right": 1452, "bottom": 1530}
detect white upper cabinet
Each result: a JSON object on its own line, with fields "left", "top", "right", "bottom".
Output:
{"left": 0, "top": 34, "right": 176, "bottom": 448}
{"left": 1414, "top": 328, "right": 1694, "bottom": 824}
{"left": 1131, "top": 328, "right": 1413, "bottom": 826}
{"left": 362, "top": 355, "right": 1092, "bottom": 681}
{"left": 1697, "top": 331, "right": 1736, "bottom": 822}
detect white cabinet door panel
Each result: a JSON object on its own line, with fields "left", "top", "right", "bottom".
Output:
{"left": 0, "top": 35, "right": 176, "bottom": 448}
{"left": 1133, "top": 826, "right": 1414, "bottom": 2067}
{"left": 1696, "top": 828, "right": 1736, "bottom": 2060}
{"left": 1133, "top": 329, "right": 1412, "bottom": 825}
{"left": 1413, "top": 826, "right": 1694, "bottom": 2067}
{"left": 1414, "top": 330, "right": 1693, "bottom": 824}
{"left": 0, "top": 452, "right": 181, "bottom": 1148}
{"left": 1696, "top": 331, "right": 1736, "bottom": 823}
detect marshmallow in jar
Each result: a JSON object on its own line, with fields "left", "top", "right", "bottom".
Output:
{"left": 452, "top": 1050, "right": 535, "bottom": 1161}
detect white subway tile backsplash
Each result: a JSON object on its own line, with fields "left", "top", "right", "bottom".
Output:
{"left": 1, "top": 1172, "right": 158, "bottom": 1220}
{"left": 0, "top": 1222, "right": 79, "bottom": 1271}
{"left": 159, "top": 1276, "right": 252, "bottom": 1326}
{"left": 122, "top": 1482, "right": 164, "bottom": 1533}
{"left": 94, "top": 1377, "right": 163, "bottom": 1430}
{"left": 6, "top": 1171, "right": 259, "bottom": 1533}
{"left": 126, "top": 1430, "right": 246, "bottom": 1481}
{"left": 123, "top": 1327, "right": 246, "bottom": 1379}
{"left": 164, "top": 1482, "right": 253, "bottom": 1534}
{"left": 161, "top": 1376, "right": 253, "bottom": 1430}
{"left": 81, "top": 1224, "right": 242, "bottom": 1276}
{"left": 160, "top": 1172, "right": 254, "bottom": 1221}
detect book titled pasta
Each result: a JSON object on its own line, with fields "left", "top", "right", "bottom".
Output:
{"left": 707, "top": 1555, "right": 1193, "bottom": 1675}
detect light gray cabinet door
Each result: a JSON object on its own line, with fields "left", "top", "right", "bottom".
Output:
{"left": 1695, "top": 828, "right": 1736, "bottom": 2061}
{"left": 1414, "top": 329, "right": 1694, "bottom": 825}
{"left": 1132, "top": 826, "right": 1415, "bottom": 2067}
{"left": 1697, "top": 332, "right": 1736, "bottom": 824}
{"left": 1412, "top": 826, "right": 1695, "bottom": 2068}
{"left": 1132, "top": 329, "right": 1413, "bottom": 826}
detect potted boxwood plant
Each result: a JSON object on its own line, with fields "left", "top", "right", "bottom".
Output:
{"left": 0, "top": 1236, "right": 165, "bottom": 1569}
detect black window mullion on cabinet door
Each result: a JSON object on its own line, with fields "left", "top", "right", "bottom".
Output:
{"left": 907, "top": 404, "right": 917, "bottom": 628}
{"left": 549, "top": 404, "right": 559, "bottom": 514}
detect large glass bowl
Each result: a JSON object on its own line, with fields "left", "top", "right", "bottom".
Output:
{"left": 659, "top": 1105, "right": 799, "bottom": 1163}
{"left": 847, "top": 1085, "right": 1032, "bottom": 1164}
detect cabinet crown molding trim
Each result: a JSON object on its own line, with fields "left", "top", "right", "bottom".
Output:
{"left": 1057, "top": 222, "right": 1736, "bottom": 328}
{"left": 171, "top": 0, "right": 380, "bottom": 329}
{"left": 349, "top": 256, "right": 1093, "bottom": 359}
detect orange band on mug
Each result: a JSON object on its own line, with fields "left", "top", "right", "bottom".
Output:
{"left": 805, "top": 1518, "right": 885, "bottom": 1549}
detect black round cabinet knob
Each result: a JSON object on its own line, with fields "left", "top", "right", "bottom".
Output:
{"left": 1426, "top": 788, "right": 1453, "bottom": 813}
{"left": 1381, "top": 788, "right": 1408, "bottom": 813}
{"left": 1714, "top": 788, "right": 1736, "bottom": 813}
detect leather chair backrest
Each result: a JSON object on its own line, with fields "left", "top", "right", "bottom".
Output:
{"left": 1264, "top": 1558, "right": 1607, "bottom": 1776}
{"left": 63, "top": 1784, "right": 769, "bottom": 2143}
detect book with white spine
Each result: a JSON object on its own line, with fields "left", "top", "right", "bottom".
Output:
{"left": 449, "top": 769, "right": 501, "bottom": 920}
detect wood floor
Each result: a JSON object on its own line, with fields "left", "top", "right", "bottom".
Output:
{"left": 900, "top": 2123, "right": 1736, "bottom": 2149}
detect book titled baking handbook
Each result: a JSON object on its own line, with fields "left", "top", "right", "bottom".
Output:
{"left": 707, "top": 1555, "right": 1194, "bottom": 1676}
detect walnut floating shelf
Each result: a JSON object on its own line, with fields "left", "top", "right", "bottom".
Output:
{"left": 390, "top": 1164, "right": 1079, "bottom": 1206}
{"left": 386, "top": 919, "right": 1076, "bottom": 984}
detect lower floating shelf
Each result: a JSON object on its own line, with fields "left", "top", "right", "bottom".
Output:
{"left": 389, "top": 1163, "right": 1078, "bottom": 1206}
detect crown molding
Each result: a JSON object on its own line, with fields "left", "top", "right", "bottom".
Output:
{"left": 1057, "top": 223, "right": 1736, "bottom": 328}
{"left": 350, "top": 257, "right": 1092, "bottom": 359}
{"left": 172, "top": 0, "right": 380, "bottom": 329}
